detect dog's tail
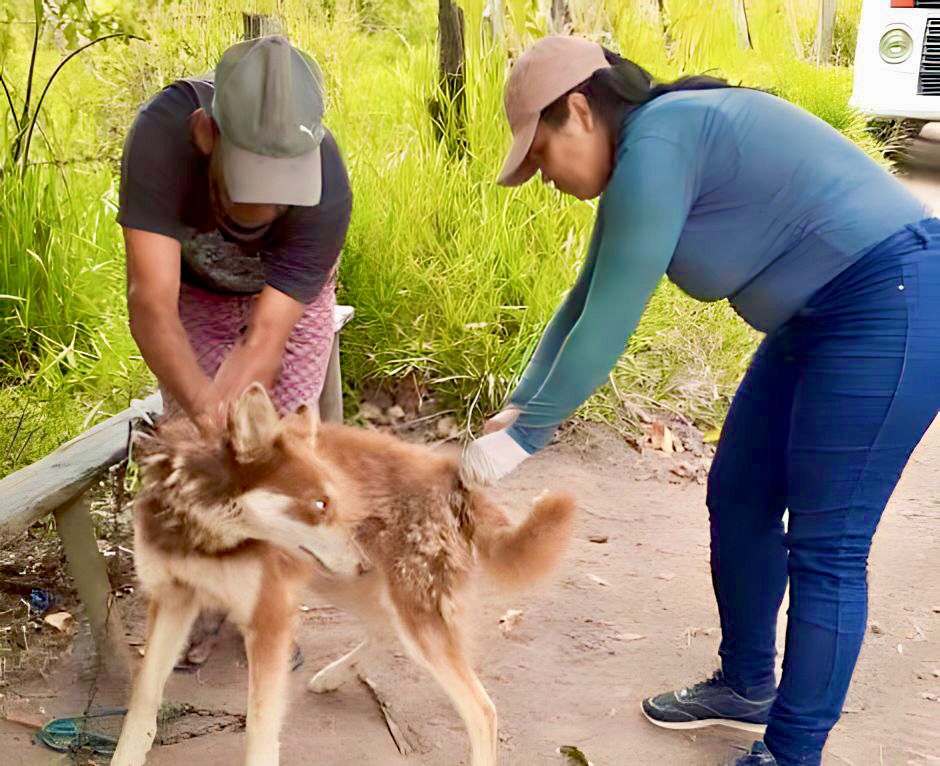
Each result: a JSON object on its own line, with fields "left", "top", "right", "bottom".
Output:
{"left": 469, "top": 489, "right": 575, "bottom": 589}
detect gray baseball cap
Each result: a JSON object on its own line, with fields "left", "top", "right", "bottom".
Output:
{"left": 212, "top": 35, "right": 326, "bottom": 207}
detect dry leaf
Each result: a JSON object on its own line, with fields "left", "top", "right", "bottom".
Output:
{"left": 616, "top": 633, "right": 647, "bottom": 642}
{"left": 3, "top": 709, "right": 48, "bottom": 730}
{"left": 436, "top": 416, "right": 458, "bottom": 438}
{"left": 703, "top": 428, "right": 721, "bottom": 443}
{"left": 498, "top": 609, "right": 524, "bottom": 636}
{"left": 558, "top": 745, "right": 593, "bottom": 766}
{"left": 908, "top": 617, "right": 927, "bottom": 642}
{"left": 43, "top": 611, "right": 74, "bottom": 634}
{"left": 650, "top": 423, "right": 675, "bottom": 453}
{"left": 587, "top": 574, "right": 611, "bottom": 587}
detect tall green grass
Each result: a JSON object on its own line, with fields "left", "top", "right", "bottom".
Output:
{"left": 0, "top": 0, "right": 881, "bottom": 477}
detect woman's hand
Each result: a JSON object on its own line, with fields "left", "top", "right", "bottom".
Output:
{"left": 460, "top": 429, "right": 530, "bottom": 487}
{"left": 483, "top": 407, "right": 521, "bottom": 434}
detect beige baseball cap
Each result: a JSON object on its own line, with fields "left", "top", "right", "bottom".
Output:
{"left": 212, "top": 36, "right": 326, "bottom": 206}
{"left": 497, "top": 36, "right": 610, "bottom": 187}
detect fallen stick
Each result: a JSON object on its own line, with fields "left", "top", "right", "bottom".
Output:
{"left": 358, "top": 674, "right": 418, "bottom": 756}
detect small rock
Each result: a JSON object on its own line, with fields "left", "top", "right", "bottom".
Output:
{"left": 588, "top": 535, "right": 609, "bottom": 544}
{"left": 436, "top": 416, "right": 458, "bottom": 438}
{"left": 921, "top": 692, "right": 940, "bottom": 703}
{"left": 386, "top": 405, "right": 405, "bottom": 421}
{"left": 587, "top": 573, "right": 611, "bottom": 587}
{"left": 870, "top": 621, "right": 885, "bottom": 635}
{"left": 498, "top": 609, "right": 524, "bottom": 637}
{"left": 616, "top": 633, "right": 647, "bottom": 642}
{"left": 359, "top": 401, "right": 387, "bottom": 424}
{"left": 43, "top": 611, "right": 73, "bottom": 634}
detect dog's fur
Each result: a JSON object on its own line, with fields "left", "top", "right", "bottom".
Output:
{"left": 112, "top": 385, "right": 575, "bottom": 766}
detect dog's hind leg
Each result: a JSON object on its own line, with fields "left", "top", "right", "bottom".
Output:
{"left": 395, "top": 614, "right": 497, "bottom": 766}
{"left": 307, "top": 638, "right": 370, "bottom": 693}
{"left": 112, "top": 587, "right": 198, "bottom": 766}
{"left": 243, "top": 576, "right": 295, "bottom": 766}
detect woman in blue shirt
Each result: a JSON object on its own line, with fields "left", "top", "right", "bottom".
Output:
{"left": 461, "top": 36, "right": 940, "bottom": 766}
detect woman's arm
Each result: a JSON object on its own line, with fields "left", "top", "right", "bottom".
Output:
{"left": 509, "top": 216, "right": 604, "bottom": 408}
{"left": 507, "top": 136, "right": 697, "bottom": 453}
{"left": 463, "top": 136, "right": 699, "bottom": 485}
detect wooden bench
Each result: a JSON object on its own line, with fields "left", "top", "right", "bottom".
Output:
{"left": 0, "top": 304, "right": 354, "bottom": 674}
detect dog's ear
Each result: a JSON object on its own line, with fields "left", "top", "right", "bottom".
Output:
{"left": 228, "top": 383, "right": 280, "bottom": 462}
{"left": 295, "top": 399, "right": 321, "bottom": 443}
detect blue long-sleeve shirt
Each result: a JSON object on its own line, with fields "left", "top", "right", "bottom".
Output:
{"left": 507, "top": 88, "right": 926, "bottom": 453}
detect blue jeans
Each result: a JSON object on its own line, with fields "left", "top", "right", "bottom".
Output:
{"left": 707, "top": 219, "right": 940, "bottom": 765}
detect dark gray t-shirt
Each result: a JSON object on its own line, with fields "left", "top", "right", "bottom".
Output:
{"left": 118, "top": 78, "right": 352, "bottom": 304}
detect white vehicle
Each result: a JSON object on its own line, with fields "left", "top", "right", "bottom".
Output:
{"left": 851, "top": 0, "right": 940, "bottom": 122}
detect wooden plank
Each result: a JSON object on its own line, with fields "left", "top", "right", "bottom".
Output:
{"left": 433, "top": 0, "right": 467, "bottom": 155}
{"left": 732, "top": 0, "right": 752, "bottom": 50}
{"left": 242, "top": 12, "right": 284, "bottom": 40}
{"left": 54, "top": 492, "right": 131, "bottom": 683}
{"left": 785, "top": 0, "right": 805, "bottom": 60}
{"left": 320, "top": 305, "right": 354, "bottom": 423}
{"left": 0, "top": 392, "right": 163, "bottom": 537}
{"left": 815, "top": 0, "right": 836, "bottom": 66}
{"left": 550, "top": 0, "right": 571, "bottom": 35}
{"left": 334, "top": 304, "right": 354, "bottom": 332}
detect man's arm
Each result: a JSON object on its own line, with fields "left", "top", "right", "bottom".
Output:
{"left": 125, "top": 226, "right": 212, "bottom": 419}
{"left": 205, "top": 285, "right": 306, "bottom": 413}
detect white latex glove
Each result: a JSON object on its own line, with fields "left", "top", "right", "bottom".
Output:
{"left": 460, "top": 430, "right": 530, "bottom": 487}
{"left": 483, "top": 406, "right": 521, "bottom": 434}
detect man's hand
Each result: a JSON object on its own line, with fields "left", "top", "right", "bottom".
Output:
{"left": 192, "top": 285, "right": 306, "bottom": 429}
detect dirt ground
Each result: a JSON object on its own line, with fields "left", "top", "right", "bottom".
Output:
{"left": 2, "top": 147, "right": 940, "bottom": 766}
{"left": 1, "top": 415, "right": 938, "bottom": 766}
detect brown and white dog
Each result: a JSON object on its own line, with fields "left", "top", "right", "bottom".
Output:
{"left": 112, "top": 384, "right": 575, "bottom": 766}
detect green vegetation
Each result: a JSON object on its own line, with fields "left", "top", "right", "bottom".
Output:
{"left": 0, "top": 0, "right": 881, "bottom": 475}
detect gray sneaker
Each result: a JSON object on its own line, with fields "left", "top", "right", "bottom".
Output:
{"left": 642, "top": 670, "right": 774, "bottom": 733}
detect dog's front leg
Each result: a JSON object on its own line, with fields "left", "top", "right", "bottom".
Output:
{"left": 112, "top": 588, "right": 199, "bottom": 766}
{"left": 243, "top": 582, "right": 294, "bottom": 766}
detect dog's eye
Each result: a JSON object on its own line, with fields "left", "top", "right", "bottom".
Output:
{"left": 314, "top": 498, "right": 328, "bottom": 511}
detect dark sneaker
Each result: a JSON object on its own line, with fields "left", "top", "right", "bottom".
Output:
{"left": 727, "top": 741, "right": 778, "bottom": 765}
{"left": 641, "top": 670, "right": 773, "bottom": 733}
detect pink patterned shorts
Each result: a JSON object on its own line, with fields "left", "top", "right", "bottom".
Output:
{"left": 161, "top": 280, "right": 337, "bottom": 418}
